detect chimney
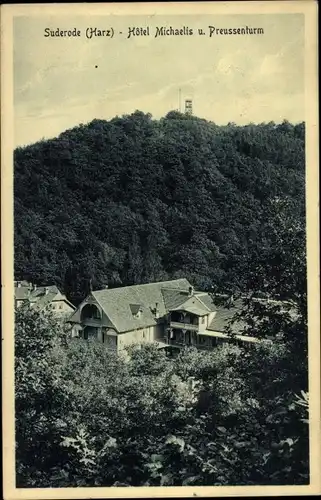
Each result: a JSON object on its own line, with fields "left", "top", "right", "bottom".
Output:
{"left": 154, "top": 302, "right": 159, "bottom": 319}
{"left": 188, "top": 286, "right": 194, "bottom": 297}
{"left": 33, "top": 284, "right": 37, "bottom": 291}
{"left": 44, "top": 287, "right": 49, "bottom": 295}
{"left": 17, "top": 281, "right": 21, "bottom": 288}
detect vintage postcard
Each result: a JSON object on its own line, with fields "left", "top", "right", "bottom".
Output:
{"left": 1, "top": 1, "right": 320, "bottom": 499}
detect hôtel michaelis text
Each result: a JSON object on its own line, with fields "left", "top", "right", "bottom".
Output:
{"left": 43, "top": 26, "right": 194, "bottom": 39}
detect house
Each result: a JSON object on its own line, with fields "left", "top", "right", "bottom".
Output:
{"left": 14, "top": 281, "right": 76, "bottom": 317}
{"left": 68, "top": 278, "right": 260, "bottom": 352}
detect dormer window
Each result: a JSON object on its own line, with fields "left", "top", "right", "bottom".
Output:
{"left": 130, "top": 304, "right": 143, "bottom": 319}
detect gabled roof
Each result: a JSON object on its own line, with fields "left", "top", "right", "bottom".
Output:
{"left": 173, "top": 303, "right": 209, "bottom": 316}
{"left": 170, "top": 295, "right": 210, "bottom": 316}
{"left": 161, "top": 287, "right": 191, "bottom": 310}
{"left": 91, "top": 278, "right": 192, "bottom": 333}
{"left": 207, "top": 297, "right": 298, "bottom": 335}
{"left": 195, "top": 292, "right": 217, "bottom": 312}
{"left": 14, "top": 283, "right": 75, "bottom": 311}
{"left": 207, "top": 299, "right": 246, "bottom": 334}
{"left": 36, "top": 289, "right": 75, "bottom": 311}
{"left": 162, "top": 288, "right": 218, "bottom": 315}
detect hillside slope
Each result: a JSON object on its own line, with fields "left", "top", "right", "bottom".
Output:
{"left": 14, "top": 111, "right": 305, "bottom": 303}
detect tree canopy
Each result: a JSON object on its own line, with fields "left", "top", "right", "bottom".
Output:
{"left": 15, "top": 306, "right": 309, "bottom": 487}
{"left": 14, "top": 112, "right": 305, "bottom": 303}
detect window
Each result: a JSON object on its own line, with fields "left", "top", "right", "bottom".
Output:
{"left": 59, "top": 304, "right": 63, "bottom": 310}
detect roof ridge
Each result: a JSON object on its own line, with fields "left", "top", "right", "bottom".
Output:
{"left": 161, "top": 287, "right": 189, "bottom": 292}
{"left": 94, "top": 279, "right": 190, "bottom": 294}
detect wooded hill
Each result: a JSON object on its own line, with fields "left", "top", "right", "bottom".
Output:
{"left": 14, "top": 111, "right": 305, "bottom": 304}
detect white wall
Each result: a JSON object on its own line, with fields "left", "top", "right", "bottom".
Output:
{"left": 51, "top": 300, "right": 75, "bottom": 315}
{"left": 118, "top": 324, "right": 164, "bottom": 351}
{"left": 207, "top": 311, "right": 216, "bottom": 326}
{"left": 198, "top": 315, "right": 208, "bottom": 330}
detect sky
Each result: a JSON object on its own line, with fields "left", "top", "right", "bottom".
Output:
{"left": 14, "top": 13, "right": 304, "bottom": 147}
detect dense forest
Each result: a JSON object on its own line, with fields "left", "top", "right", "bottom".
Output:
{"left": 14, "top": 111, "right": 306, "bottom": 304}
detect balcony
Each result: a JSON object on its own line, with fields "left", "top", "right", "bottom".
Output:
{"left": 169, "top": 321, "right": 200, "bottom": 331}
{"left": 81, "top": 317, "right": 102, "bottom": 327}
